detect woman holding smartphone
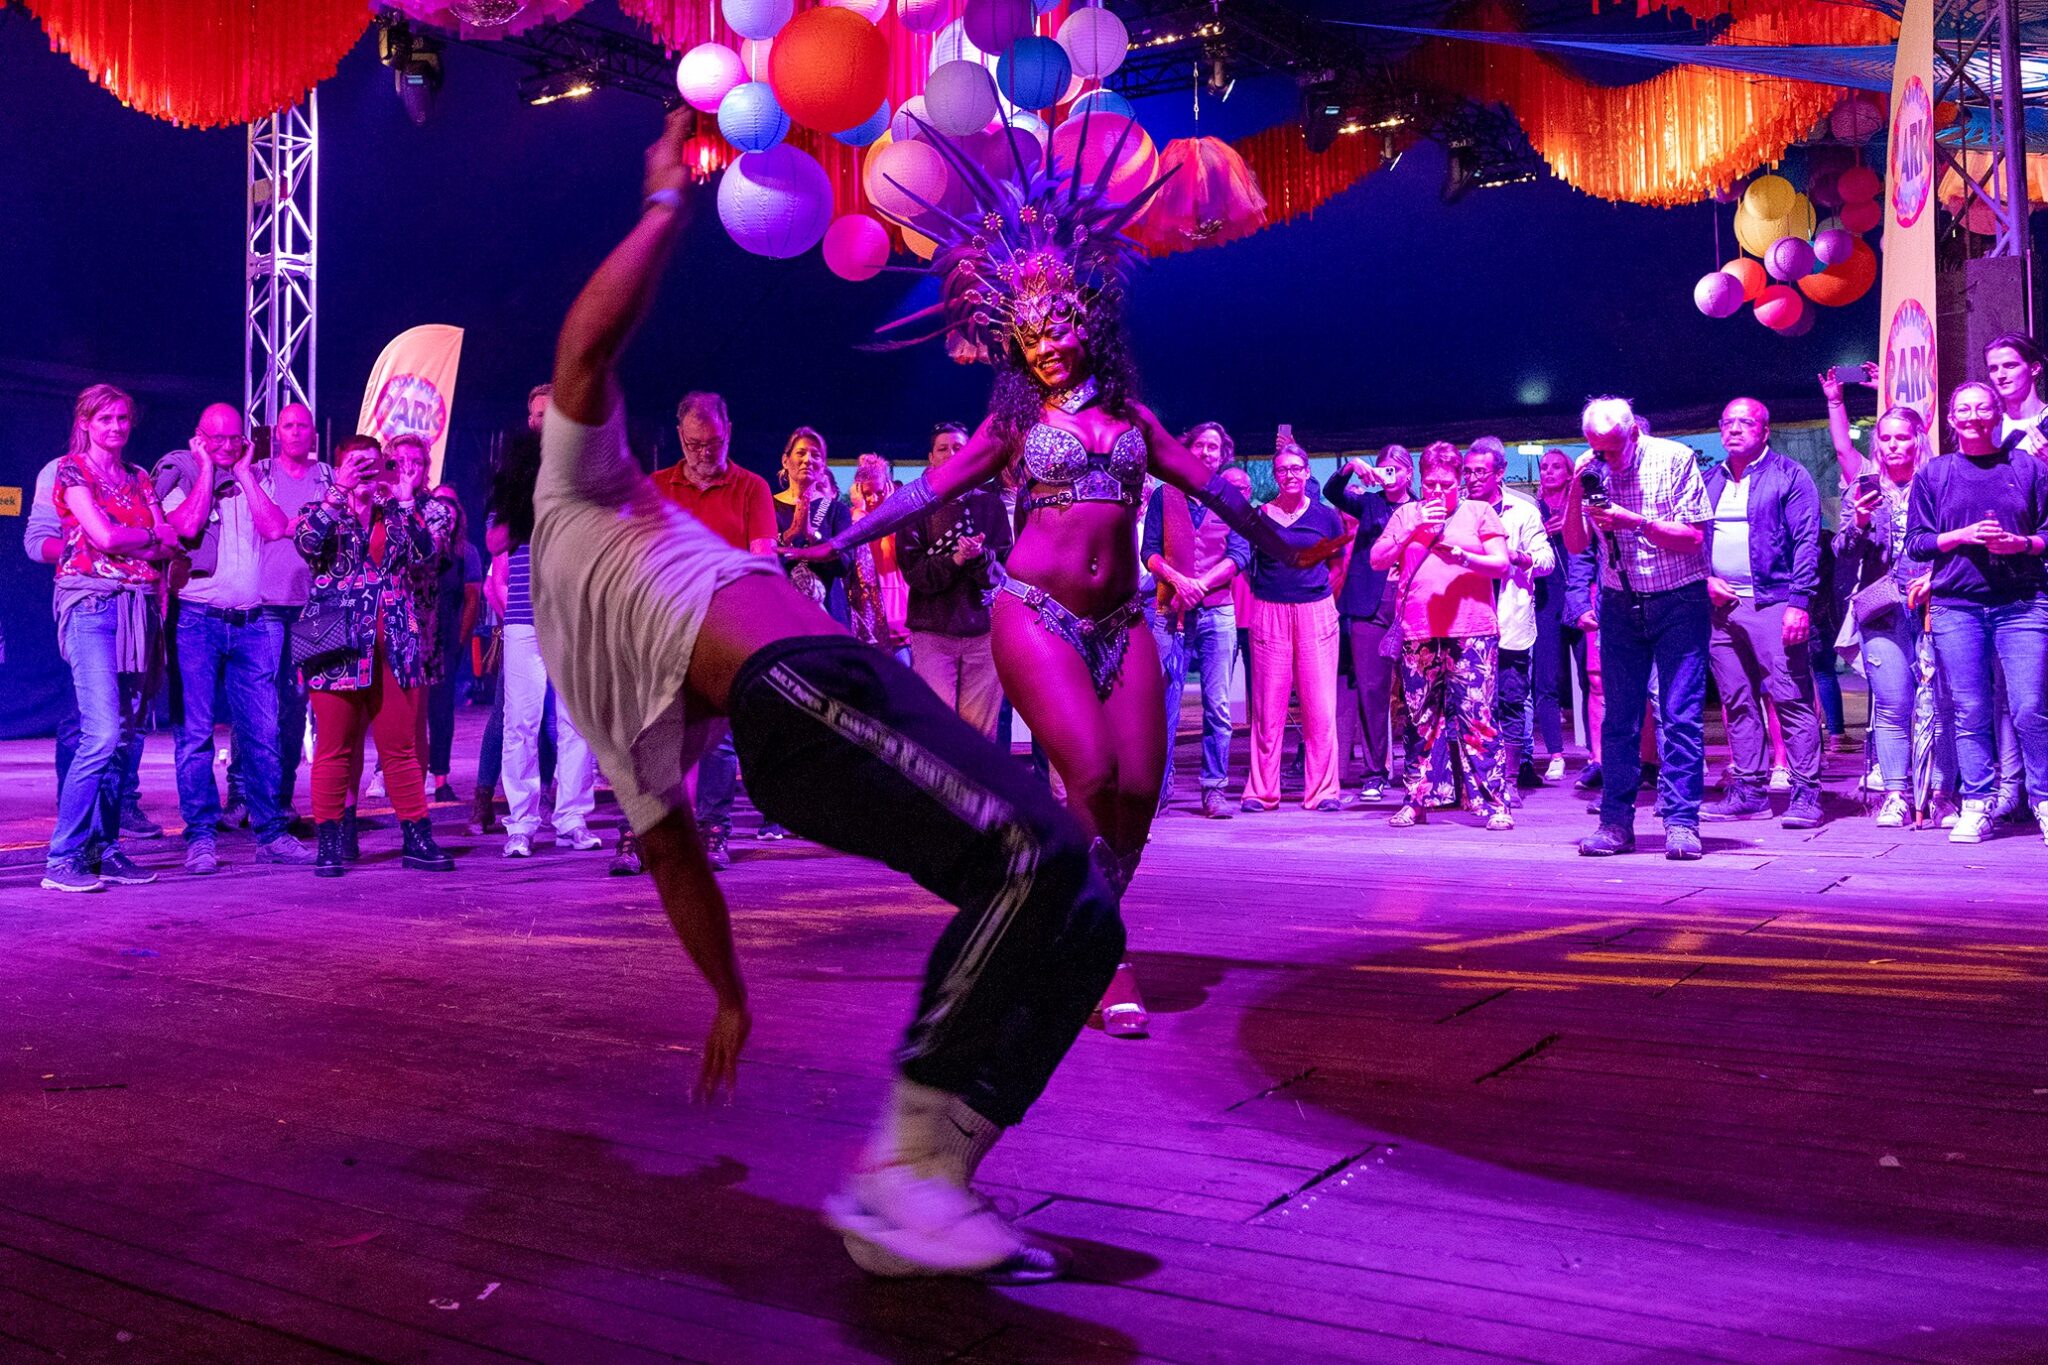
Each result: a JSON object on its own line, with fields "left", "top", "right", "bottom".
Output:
{"left": 1323, "top": 443, "right": 1413, "bottom": 802}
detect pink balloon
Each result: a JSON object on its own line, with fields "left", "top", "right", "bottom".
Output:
{"left": 823, "top": 213, "right": 892, "bottom": 280}
{"left": 1694, "top": 271, "right": 1745, "bottom": 319}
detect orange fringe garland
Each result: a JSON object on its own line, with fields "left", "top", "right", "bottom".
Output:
{"left": 1227, "top": 124, "right": 1378, "bottom": 232}
{"left": 23, "top": 0, "right": 371, "bottom": 129}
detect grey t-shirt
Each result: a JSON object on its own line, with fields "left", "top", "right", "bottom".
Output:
{"left": 262, "top": 457, "right": 333, "bottom": 606}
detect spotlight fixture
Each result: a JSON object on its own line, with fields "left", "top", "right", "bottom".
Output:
{"left": 520, "top": 64, "right": 602, "bottom": 106}
{"left": 380, "top": 22, "right": 445, "bottom": 126}
{"left": 1441, "top": 138, "right": 1479, "bottom": 204}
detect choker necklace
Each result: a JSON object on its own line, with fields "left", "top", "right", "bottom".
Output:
{"left": 1051, "top": 377, "right": 1099, "bottom": 414}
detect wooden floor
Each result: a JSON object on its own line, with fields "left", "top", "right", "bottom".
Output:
{"left": 3, "top": 727, "right": 2048, "bottom": 1363}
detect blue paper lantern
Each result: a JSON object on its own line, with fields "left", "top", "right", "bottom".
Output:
{"left": 718, "top": 81, "right": 790, "bottom": 153}
{"left": 995, "top": 36, "right": 1071, "bottom": 111}
{"left": 834, "top": 100, "right": 892, "bottom": 147}
{"left": 722, "top": 0, "right": 792, "bottom": 41}
{"left": 1067, "top": 88, "right": 1134, "bottom": 122}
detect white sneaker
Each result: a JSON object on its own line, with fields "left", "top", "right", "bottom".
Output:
{"left": 1862, "top": 768, "right": 1888, "bottom": 792}
{"left": 556, "top": 825, "right": 602, "bottom": 851}
{"left": 503, "top": 832, "right": 532, "bottom": 858}
{"left": 2035, "top": 800, "right": 2048, "bottom": 847}
{"left": 368, "top": 773, "right": 387, "bottom": 800}
{"left": 1949, "top": 800, "right": 1994, "bottom": 844}
{"left": 1874, "top": 792, "right": 1910, "bottom": 828}
{"left": 1768, "top": 766, "right": 1792, "bottom": 792}
{"left": 1544, "top": 755, "right": 1566, "bottom": 783}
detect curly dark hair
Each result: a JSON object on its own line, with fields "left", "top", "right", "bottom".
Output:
{"left": 485, "top": 432, "right": 541, "bottom": 548}
{"left": 986, "top": 300, "right": 1142, "bottom": 454}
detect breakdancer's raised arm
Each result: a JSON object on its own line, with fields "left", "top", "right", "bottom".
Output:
{"left": 530, "top": 106, "right": 1123, "bottom": 1284}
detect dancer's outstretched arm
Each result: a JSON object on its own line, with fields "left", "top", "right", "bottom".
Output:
{"left": 1133, "top": 403, "right": 1343, "bottom": 569}
{"left": 552, "top": 106, "right": 696, "bottom": 427}
{"left": 787, "top": 414, "right": 1010, "bottom": 561}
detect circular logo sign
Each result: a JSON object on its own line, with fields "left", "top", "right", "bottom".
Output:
{"left": 1890, "top": 74, "right": 1932, "bottom": 228}
{"left": 1883, "top": 298, "right": 1936, "bottom": 424}
{"left": 369, "top": 373, "right": 449, "bottom": 451}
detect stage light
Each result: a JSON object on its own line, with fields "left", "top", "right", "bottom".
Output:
{"left": 522, "top": 65, "right": 602, "bottom": 106}
{"left": 380, "top": 22, "right": 445, "bottom": 126}
{"left": 1517, "top": 377, "right": 1552, "bottom": 406}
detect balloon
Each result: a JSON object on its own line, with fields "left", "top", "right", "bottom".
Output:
{"left": 1049, "top": 111, "right": 1158, "bottom": 206}
{"left": 963, "top": 0, "right": 1033, "bottom": 53}
{"left": 890, "top": 97, "right": 931, "bottom": 143}
{"left": 722, "top": 0, "right": 791, "bottom": 42}
{"left": 717, "top": 143, "right": 833, "bottom": 258}
{"left": 1694, "top": 271, "right": 1745, "bottom": 319}
{"left": 926, "top": 59, "right": 1000, "bottom": 136}
{"left": 996, "top": 35, "right": 1072, "bottom": 110}
{"left": 1057, "top": 5, "right": 1128, "bottom": 79}
{"left": 1721, "top": 256, "right": 1767, "bottom": 301}
{"left": 1754, "top": 283, "right": 1803, "bottom": 331}
{"left": 676, "top": 43, "right": 746, "bottom": 114}
{"left": 827, "top": 0, "right": 889, "bottom": 21}
{"left": 1813, "top": 227, "right": 1856, "bottom": 267}
{"left": 1798, "top": 238, "right": 1878, "bottom": 307}
{"left": 768, "top": 6, "right": 889, "bottom": 134}
{"left": 1831, "top": 96, "right": 1885, "bottom": 142}
{"left": 864, "top": 136, "right": 956, "bottom": 228}
{"left": 1742, "top": 173, "right": 1796, "bottom": 221}
{"left": 1838, "top": 165, "right": 1882, "bottom": 203}
{"left": 823, "top": 213, "right": 892, "bottom": 280}
{"left": 718, "top": 81, "right": 789, "bottom": 152}
{"left": 1068, "top": 88, "right": 1134, "bottom": 122}
{"left": 740, "top": 36, "right": 773, "bottom": 78}
{"left": 897, "top": 0, "right": 946, "bottom": 33}
{"left": 1766, "top": 235, "right": 1816, "bottom": 282}
{"left": 1840, "top": 198, "right": 1882, "bottom": 234}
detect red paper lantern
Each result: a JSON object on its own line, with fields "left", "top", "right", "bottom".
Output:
{"left": 767, "top": 6, "right": 889, "bottom": 134}
{"left": 1840, "top": 198, "right": 1883, "bottom": 234}
{"left": 1721, "top": 256, "right": 1767, "bottom": 302}
{"left": 1838, "top": 165, "right": 1882, "bottom": 203}
{"left": 1798, "top": 238, "right": 1878, "bottom": 307}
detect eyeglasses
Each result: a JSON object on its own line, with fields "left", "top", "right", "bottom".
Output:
{"left": 682, "top": 440, "right": 726, "bottom": 457}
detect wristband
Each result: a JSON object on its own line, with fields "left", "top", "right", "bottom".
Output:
{"left": 643, "top": 188, "right": 684, "bottom": 215}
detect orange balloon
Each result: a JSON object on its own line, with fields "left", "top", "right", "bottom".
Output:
{"left": 1721, "top": 256, "right": 1767, "bottom": 302}
{"left": 1797, "top": 238, "right": 1878, "bottom": 307}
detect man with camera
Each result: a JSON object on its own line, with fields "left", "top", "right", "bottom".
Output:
{"left": 1698, "top": 398, "right": 1826, "bottom": 829}
{"left": 1562, "top": 397, "right": 1713, "bottom": 859}
{"left": 155, "top": 403, "right": 315, "bottom": 873}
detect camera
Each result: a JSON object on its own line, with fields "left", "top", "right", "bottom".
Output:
{"left": 1579, "top": 464, "right": 1611, "bottom": 510}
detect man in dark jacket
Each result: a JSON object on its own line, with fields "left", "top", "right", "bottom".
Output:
{"left": 899, "top": 423, "right": 1011, "bottom": 737}
{"left": 1700, "top": 397, "right": 1826, "bottom": 828}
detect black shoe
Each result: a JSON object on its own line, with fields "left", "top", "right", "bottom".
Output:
{"left": 609, "top": 829, "right": 643, "bottom": 876}
{"left": 1577, "top": 823, "right": 1636, "bottom": 857}
{"left": 1663, "top": 824, "right": 1704, "bottom": 860}
{"left": 95, "top": 848, "right": 157, "bottom": 885}
{"left": 432, "top": 781, "right": 458, "bottom": 804}
{"left": 400, "top": 818, "right": 454, "bottom": 872}
{"left": 704, "top": 825, "right": 731, "bottom": 871}
{"left": 221, "top": 798, "right": 250, "bottom": 830}
{"left": 1781, "top": 787, "right": 1824, "bottom": 830}
{"left": 340, "top": 808, "right": 361, "bottom": 862}
{"left": 1516, "top": 761, "right": 1544, "bottom": 791}
{"left": 1703, "top": 783, "right": 1772, "bottom": 822}
{"left": 117, "top": 798, "right": 164, "bottom": 839}
{"left": 1573, "top": 762, "right": 1603, "bottom": 792}
{"left": 315, "top": 820, "right": 346, "bottom": 878}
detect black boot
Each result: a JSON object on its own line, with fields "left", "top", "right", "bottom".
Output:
{"left": 401, "top": 818, "right": 454, "bottom": 872}
{"left": 315, "top": 820, "right": 346, "bottom": 878}
{"left": 340, "top": 807, "right": 361, "bottom": 862}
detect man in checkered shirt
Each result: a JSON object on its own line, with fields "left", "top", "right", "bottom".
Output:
{"left": 1561, "top": 396, "right": 1713, "bottom": 860}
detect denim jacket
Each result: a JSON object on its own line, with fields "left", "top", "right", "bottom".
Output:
{"left": 1702, "top": 448, "right": 1821, "bottom": 611}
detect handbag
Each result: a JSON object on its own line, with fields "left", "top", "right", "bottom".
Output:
{"left": 1850, "top": 573, "right": 1903, "bottom": 628}
{"left": 290, "top": 596, "right": 354, "bottom": 671}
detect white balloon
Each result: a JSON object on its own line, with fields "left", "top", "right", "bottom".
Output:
{"left": 1058, "top": 5, "right": 1128, "bottom": 80}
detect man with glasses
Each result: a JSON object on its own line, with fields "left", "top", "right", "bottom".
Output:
{"left": 155, "top": 403, "right": 315, "bottom": 873}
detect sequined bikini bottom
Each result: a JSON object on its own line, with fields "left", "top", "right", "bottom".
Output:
{"left": 990, "top": 566, "right": 1144, "bottom": 701}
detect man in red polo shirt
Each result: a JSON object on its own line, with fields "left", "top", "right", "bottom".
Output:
{"left": 643, "top": 391, "right": 776, "bottom": 871}
{"left": 652, "top": 392, "right": 775, "bottom": 554}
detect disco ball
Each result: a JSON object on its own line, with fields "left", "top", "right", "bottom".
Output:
{"left": 450, "top": 0, "right": 526, "bottom": 27}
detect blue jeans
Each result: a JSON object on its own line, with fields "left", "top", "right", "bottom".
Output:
{"left": 1149, "top": 601, "right": 1237, "bottom": 795}
{"left": 49, "top": 599, "right": 151, "bottom": 865}
{"left": 1863, "top": 608, "right": 1953, "bottom": 794}
{"left": 174, "top": 607, "right": 288, "bottom": 843}
{"left": 1929, "top": 597, "right": 2048, "bottom": 801}
{"left": 1598, "top": 581, "right": 1709, "bottom": 830}
{"left": 696, "top": 727, "right": 741, "bottom": 833}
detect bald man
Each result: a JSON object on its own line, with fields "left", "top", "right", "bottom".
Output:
{"left": 155, "top": 404, "right": 314, "bottom": 873}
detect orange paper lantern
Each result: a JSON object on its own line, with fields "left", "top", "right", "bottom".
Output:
{"left": 1797, "top": 238, "right": 1878, "bottom": 307}
{"left": 767, "top": 6, "right": 889, "bottom": 134}
{"left": 1721, "top": 256, "right": 1767, "bottom": 302}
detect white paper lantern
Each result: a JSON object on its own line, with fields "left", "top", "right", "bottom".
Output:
{"left": 930, "top": 18, "right": 992, "bottom": 74}
{"left": 897, "top": 0, "right": 947, "bottom": 34}
{"left": 1058, "top": 5, "right": 1128, "bottom": 80}
{"left": 890, "top": 95, "right": 931, "bottom": 143}
{"left": 722, "top": 0, "right": 792, "bottom": 42}
{"left": 676, "top": 43, "right": 746, "bottom": 113}
{"left": 718, "top": 144, "right": 834, "bottom": 258}
{"left": 925, "top": 59, "right": 999, "bottom": 137}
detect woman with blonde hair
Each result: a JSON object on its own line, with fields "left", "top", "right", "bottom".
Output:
{"left": 847, "top": 453, "right": 910, "bottom": 659}
{"left": 774, "top": 426, "right": 851, "bottom": 625}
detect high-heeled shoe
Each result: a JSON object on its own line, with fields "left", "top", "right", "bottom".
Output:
{"left": 1099, "top": 961, "right": 1148, "bottom": 1039}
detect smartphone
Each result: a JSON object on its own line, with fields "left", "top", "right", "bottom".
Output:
{"left": 1853, "top": 473, "right": 1880, "bottom": 497}
{"left": 1831, "top": 364, "right": 1870, "bottom": 386}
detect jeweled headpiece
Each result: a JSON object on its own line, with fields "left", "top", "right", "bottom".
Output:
{"left": 873, "top": 113, "right": 1172, "bottom": 365}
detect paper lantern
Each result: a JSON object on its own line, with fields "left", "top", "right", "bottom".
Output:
{"left": 1782, "top": 305, "right": 1816, "bottom": 336}
{"left": 717, "top": 144, "right": 833, "bottom": 258}
{"left": 1058, "top": 5, "right": 1128, "bottom": 79}
{"left": 1831, "top": 96, "right": 1885, "bottom": 142}
{"left": 890, "top": 97, "right": 931, "bottom": 142}
{"left": 996, "top": 36, "right": 1071, "bottom": 110}
{"left": 718, "top": 81, "right": 789, "bottom": 152}
{"left": 1838, "top": 165, "right": 1882, "bottom": 203}
{"left": 1766, "top": 235, "right": 1816, "bottom": 282}
{"left": 926, "top": 59, "right": 1000, "bottom": 136}
{"left": 898, "top": 0, "right": 947, "bottom": 32}
{"left": 741, "top": 37, "right": 773, "bottom": 78}
{"left": 1005, "top": 110, "right": 1051, "bottom": 156}
{"left": 1734, "top": 193, "right": 1816, "bottom": 257}
{"left": 1798, "top": 238, "right": 1878, "bottom": 307}
{"left": 723, "top": 0, "right": 792, "bottom": 41}
{"left": 931, "top": 19, "right": 990, "bottom": 72}
{"left": 1050, "top": 111, "right": 1157, "bottom": 207}
{"left": 768, "top": 7, "right": 889, "bottom": 133}
{"left": 823, "top": 214, "right": 893, "bottom": 280}
{"left": 1068, "top": 88, "right": 1134, "bottom": 122}
{"left": 902, "top": 224, "right": 939, "bottom": 260}
{"left": 961, "top": 124, "right": 1043, "bottom": 180}
{"left": 1813, "top": 227, "right": 1856, "bottom": 267}
{"left": 964, "top": 0, "right": 1033, "bottom": 53}
{"left": 1742, "top": 173, "right": 1796, "bottom": 221}
{"left": 1808, "top": 167, "right": 1843, "bottom": 211}
{"left": 676, "top": 43, "right": 746, "bottom": 113}
{"left": 1132, "top": 136, "right": 1266, "bottom": 254}
{"left": 1694, "top": 271, "right": 1745, "bottom": 319}
{"left": 1840, "top": 198, "right": 1882, "bottom": 234}
{"left": 1711, "top": 182, "right": 1743, "bottom": 205}
{"left": 1721, "top": 256, "right": 1767, "bottom": 301}
{"left": 1033, "top": 0, "right": 1060, "bottom": 11}
{"left": 828, "top": 0, "right": 890, "bottom": 21}
{"left": 834, "top": 100, "right": 891, "bottom": 147}
{"left": 865, "top": 136, "right": 956, "bottom": 227}
{"left": 1754, "top": 283, "right": 1803, "bottom": 331}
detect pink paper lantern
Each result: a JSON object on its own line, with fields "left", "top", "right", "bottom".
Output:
{"left": 823, "top": 214, "right": 893, "bottom": 280}
{"left": 676, "top": 43, "right": 746, "bottom": 113}
{"left": 1694, "top": 271, "right": 1745, "bottom": 319}
{"left": 1840, "top": 198, "right": 1883, "bottom": 234}
{"left": 1049, "top": 111, "right": 1158, "bottom": 207}
{"left": 1838, "top": 165, "right": 1882, "bottom": 203}
{"left": 897, "top": 0, "right": 947, "bottom": 33}
{"left": 864, "top": 136, "right": 956, "bottom": 228}
{"left": 1831, "top": 96, "right": 1886, "bottom": 142}
{"left": 1754, "top": 284, "right": 1803, "bottom": 331}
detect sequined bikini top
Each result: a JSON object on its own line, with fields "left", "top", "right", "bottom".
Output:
{"left": 1020, "top": 422, "right": 1147, "bottom": 512}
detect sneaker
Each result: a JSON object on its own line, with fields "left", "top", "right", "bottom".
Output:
{"left": 825, "top": 1166, "right": 1047, "bottom": 1279}
{"left": 1577, "top": 823, "right": 1635, "bottom": 857}
{"left": 1358, "top": 780, "right": 1385, "bottom": 802}
{"left": 41, "top": 859, "right": 104, "bottom": 893}
{"left": 1574, "top": 762, "right": 1603, "bottom": 792}
{"left": 1862, "top": 769, "right": 1888, "bottom": 792}
{"left": 2034, "top": 800, "right": 2048, "bottom": 847}
{"left": 1949, "top": 800, "right": 1994, "bottom": 844}
{"left": 608, "top": 830, "right": 643, "bottom": 876}
{"left": 1387, "top": 804, "right": 1425, "bottom": 828}
{"left": 184, "top": 837, "right": 221, "bottom": 876}
{"left": 1768, "top": 765, "right": 1792, "bottom": 792}
{"left": 117, "top": 799, "right": 163, "bottom": 839}
{"left": 1992, "top": 782, "right": 2023, "bottom": 821}
{"left": 503, "top": 832, "right": 533, "bottom": 858}
{"left": 95, "top": 849, "right": 156, "bottom": 885}
{"left": 1874, "top": 792, "right": 1910, "bottom": 828}
{"left": 1781, "top": 787, "right": 1825, "bottom": 830}
{"left": 1200, "top": 788, "right": 1234, "bottom": 820}
{"left": 367, "top": 773, "right": 386, "bottom": 801}
{"left": 1704, "top": 783, "right": 1772, "bottom": 822}
{"left": 1543, "top": 755, "right": 1566, "bottom": 784}
{"left": 1239, "top": 798, "right": 1274, "bottom": 813}
{"left": 432, "top": 781, "right": 458, "bottom": 804}
{"left": 556, "top": 825, "right": 603, "bottom": 852}
{"left": 757, "top": 822, "right": 788, "bottom": 840}
{"left": 1516, "top": 761, "right": 1544, "bottom": 791}
{"left": 1663, "top": 823, "right": 1704, "bottom": 861}
{"left": 704, "top": 825, "right": 731, "bottom": 871}
{"left": 1485, "top": 809, "right": 1515, "bottom": 832}
{"left": 256, "top": 832, "right": 315, "bottom": 865}
{"left": 220, "top": 798, "right": 250, "bottom": 830}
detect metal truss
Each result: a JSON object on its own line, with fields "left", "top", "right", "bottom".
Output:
{"left": 1932, "top": 0, "right": 2032, "bottom": 278}
{"left": 245, "top": 94, "right": 318, "bottom": 431}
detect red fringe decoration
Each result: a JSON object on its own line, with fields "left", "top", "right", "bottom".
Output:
{"left": 23, "top": 0, "right": 372, "bottom": 129}
{"left": 1228, "top": 123, "right": 1379, "bottom": 232}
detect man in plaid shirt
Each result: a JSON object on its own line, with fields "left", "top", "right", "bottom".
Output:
{"left": 1562, "top": 397, "right": 1713, "bottom": 860}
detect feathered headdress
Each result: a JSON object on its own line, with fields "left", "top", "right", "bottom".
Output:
{"left": 872, "top": 113, "right": 1174, "bottom": 364}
